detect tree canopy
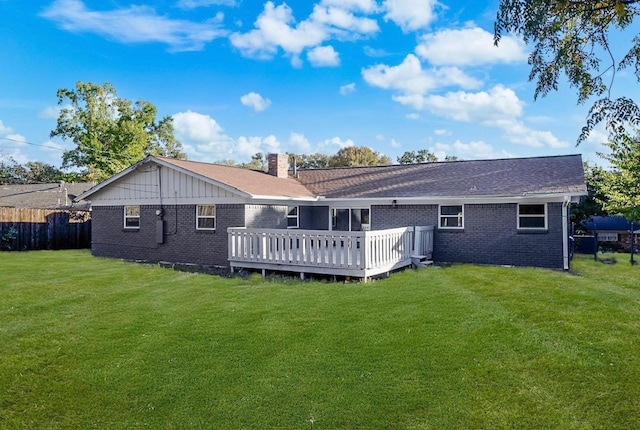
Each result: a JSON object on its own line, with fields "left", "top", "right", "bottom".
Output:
{"left": 599, "top": 132, "right": 640, "bottom": 221}
{"left": 494, "top": 0, "right": 640, "bottom": 142}
{"left": 50, "top": 81, "right": 185, "bottom": 182}
{"left": 328, "top": 146, "right": 391, "bottom": 167}
{"left": 0, "top": 155, "right": 66, "bottom": 184}
{"left": 397, "top": 150, "right": 438, "bottom": 164}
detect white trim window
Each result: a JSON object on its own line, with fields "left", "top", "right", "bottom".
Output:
{"left": 123, "top": 205, "right": 140, "bottom": 229}
{"left": 598, "top": 232, "right": 618, "bottom": 242}
{"left": 439, "top": 205, "right": 463, "bottom": 229}
{"left": 196, "top": 205, "right": 216, "bottom": 230}
{"left": 287, "top": 206, "right": 299, "bottom": 228}
{"left": 331, "top": 207, "right": 370, "bottom": 231}
{"left": 518, "top": 203, "right": 547, "bottom": 229}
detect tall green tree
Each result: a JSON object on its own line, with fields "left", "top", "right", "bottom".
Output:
{"left": 495, "top": 1, "right": 640, "bottom": 222}
{"left": 571, "top": 163, "right": 609, "bottom": 224}
{"left": 494, "top": 0, "right": 640, "bottom": 142}
{"left": 329, "top": 146, "right": 391, "bottom": 167}
{"left": 599, "top": 132, "right": 640, "bottom": 221}
{"left": 0, "top": 156, "right": 64, "bottom": 184}
{"left": 22, "top": 161, "right": 64, "bottom": 183}
{"left": 397, "top": 149, "right": 438, "bottom": 164}
{"left": 241, "top": 152, "right": 267, "bottom": 170}
{"left": 50, "top": 81, "right": 185, "bottom": 182}
{"left": 287, "top": 152, "right": 331, "bottom": 169}
{"left": 0, "top": 155, "right": 24, "bottom": 184}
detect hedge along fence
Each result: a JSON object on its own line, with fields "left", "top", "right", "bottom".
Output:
{"left": 0, "top": 208, "right": 91, "bottom": 251}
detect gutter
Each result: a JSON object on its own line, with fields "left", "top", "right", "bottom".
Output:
{"left": 562, "top": 195, "right": 571, "bottom": 270}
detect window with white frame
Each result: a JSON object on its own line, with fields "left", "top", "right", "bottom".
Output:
{"left": 124, "top": 205, "right": 140, "bottom": 229}
{"left": 518, "top": 204, "right": 546, "bottom": 229}
{"left": 331, "top": 207, "right": 370, "bottom": 231}
{"left": 196, "top": 205, "right": 216, "bottom": 230}
{"left": 439, "top": 205, "right": 463, "bottom": 229}
{"left": 287, "top": 206, "right": 299, "bottom": 228}
{"left": 598, "top": 232, "right": 618, "bottom": 242}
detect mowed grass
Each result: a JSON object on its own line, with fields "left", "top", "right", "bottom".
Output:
{"left": 1, "top": 251, "right": 639, "bottom": 429}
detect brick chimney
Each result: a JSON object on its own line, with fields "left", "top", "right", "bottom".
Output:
{"left": 267, "top": 153, "right": 289, "bottom": 178}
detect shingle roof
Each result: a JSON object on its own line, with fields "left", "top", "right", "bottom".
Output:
{"left": 156, "top": 156, "right": 315, "bottom": 198}
{"left": 295, "top": 155, "right": 586, "bottom": 198}
{"left": 0, "top": 183, "right": 94, "bottom": 209}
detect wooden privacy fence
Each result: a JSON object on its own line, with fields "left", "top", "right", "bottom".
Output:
{"left": 0, "top": 208, "right": 91, "bottom": 251}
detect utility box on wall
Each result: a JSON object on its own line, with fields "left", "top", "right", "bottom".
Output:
{"left": 156, "top": 220, "right": 164, "bottom": 244}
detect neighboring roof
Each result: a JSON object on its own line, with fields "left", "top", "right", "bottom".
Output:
{"left": 295, "top": 154, "right": 587, "bottom": 199}
{"left": 0, "top": 182, "right": 94, "bottom": 209}
{"left": 582, "top": 216, "right": 640, "bottom": 233}
{"left": 156, "top": 156, "right": 315, "bottom": 198}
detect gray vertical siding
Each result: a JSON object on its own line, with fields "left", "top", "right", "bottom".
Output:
{"left": 373, "top": 203, "right": 565, "bottom": 269}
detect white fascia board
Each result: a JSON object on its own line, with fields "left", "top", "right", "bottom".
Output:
{"left": 306, "top": 193, "right": 583, "bottom": 206}
{"left": 88, "top": 196, "right": 248, "bottom": 206}
{"left": 249, "top": 195, "right": 319, "bottom": 205}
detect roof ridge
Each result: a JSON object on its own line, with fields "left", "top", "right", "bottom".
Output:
{"left": 295, "top": 153, "right": 583, "bottom": 172}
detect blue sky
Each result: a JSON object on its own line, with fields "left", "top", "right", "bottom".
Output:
{"left": 0, "top": 0, "right": 636, "bottom": 168}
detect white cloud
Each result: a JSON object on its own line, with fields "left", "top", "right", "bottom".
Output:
{"left": 172, "top": 110, "right": 235, "bottom": 160}
{"left": 433, "top": 140, "right": 512, "bottom": 160}
{"left": 230, "top": 2, "right": 328, "bottom": 58}
{"left": 434, "top": 128, "right": 451, "bottom": 136}
{"left": 230, "top": 1, "right": 379, "bottom": 64}
{"left": 236, "top": 135, "right": 281, "bottom": 158}
{"left": 40, "top": 140, "right": 66, "bottom": 153}
{"left": 418, "top": 85, "right": 523, "bottom": 122}
{"left": 176, "top": 0, "right": 237, "bottom": 9}
{"left": 289, "top": 132, "right": 312, "bottom": 152}
{"left": 240, "top": 92, "right": 272, "bottom": 112}
{"left": 310, "top": 4, "right": 379, "bottom": 35}
{"left": 583, "top": 127, "right": 609, "bottom": 147}
{"left": 320, "top": 0, "right": 379, "bottom": 13}
{"left": 390, "top": 138, "right": 401, "bottom": 148}
{"left": 41, "top": 0, "right": 226, "bottom": 52}
{"left": 490, "top": 119, "right": 569, "bottom": 148}
{"left": 39, "top": 106, "right": 62, "bottom": 119}
{"left": 1, "top": 149, "right": 29, "bottom": 165}
{"left": 0, "top": 120, "right": 13, "bottom": 134}
{"left": 172, "top": 110, "right": 226, "bottom": 142}
{"left": 308, "top": 45, "right": 340, "bottom": 67}
{"left": 382, "top": 0, "right": 440, "bottom": 32}
{"left": 406, "top": 113, "right": 420, "bottom": 120}
{"left": 339, "top": 82, "right": 356, "bottom": 95}
{"left": 317, "top": 136, "right": 355, "bottom": 152}
{"left": 5, "top": 134, "right": 26, "bottom": 146}
{"left": 415, "top": 26, "right": 527, "bottom": 66}
{"left": 362, "top": 54, "right": 482, "bottom": 98}
{"left": 363, "top": 46, "right": 389, "bottom": 57}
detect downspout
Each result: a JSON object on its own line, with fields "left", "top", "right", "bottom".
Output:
{"left": 562, "top": 196, "right": 570, "bottom": 270}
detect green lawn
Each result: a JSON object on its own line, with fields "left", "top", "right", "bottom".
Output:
{"left": 1, "top": 251, "right": 639, "bottom": 429}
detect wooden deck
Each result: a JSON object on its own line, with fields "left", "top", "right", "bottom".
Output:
{"left": 227, "top": 226, "right": 434, "bottom": 281}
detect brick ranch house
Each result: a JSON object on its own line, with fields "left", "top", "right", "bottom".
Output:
{"left": 75, "top": 153, "right": 587, "bottom": 278}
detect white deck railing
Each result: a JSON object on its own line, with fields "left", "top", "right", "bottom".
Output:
{"left": 227, "top": 226, "right": 434, "bottom": 279}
